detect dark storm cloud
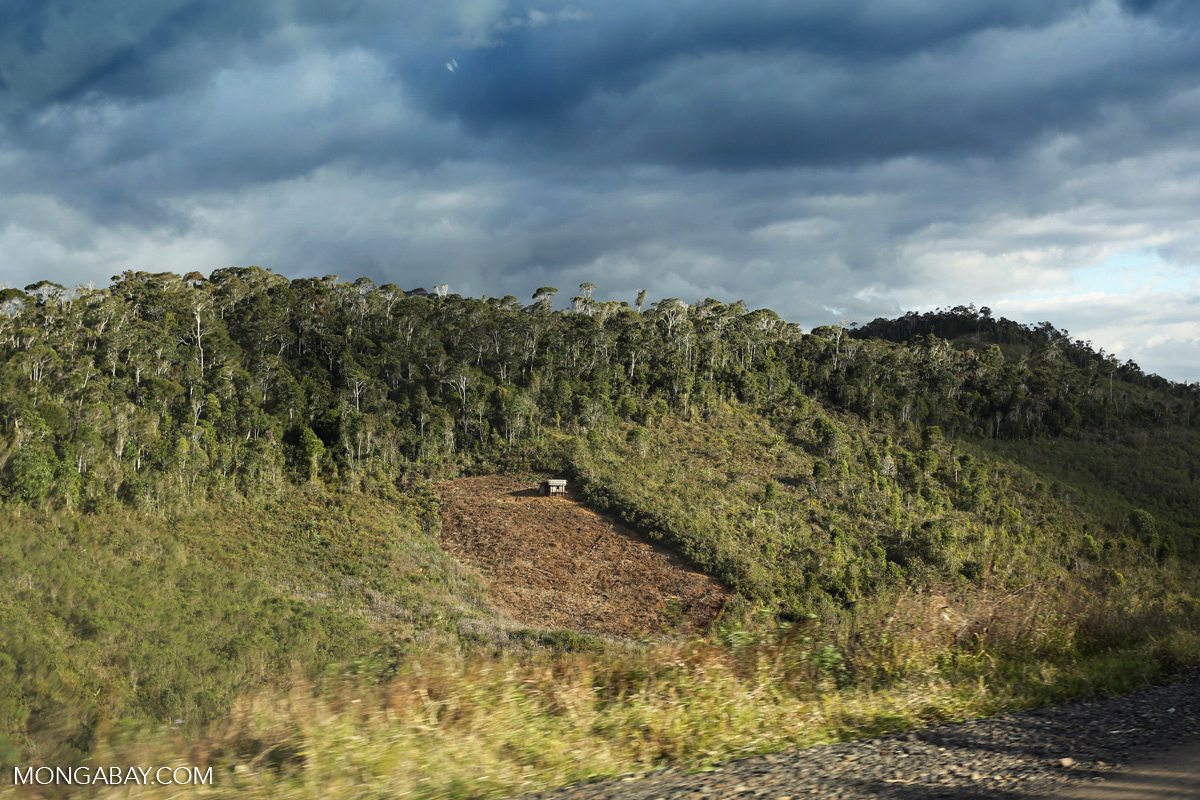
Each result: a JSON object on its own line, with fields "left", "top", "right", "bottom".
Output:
{"left": 11, "top": 0, "right": 1185, "bottom": 178}
{"left": 401, "top": 0, "right": 1200, "bottom": 170}
{"left": 0, "top": 0, "right": 370, "bottom": 114}
{"left": 6, "top": 0, "right": 1200, "bottom": 187}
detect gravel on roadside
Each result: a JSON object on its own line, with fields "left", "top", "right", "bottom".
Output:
{"left": 516, "top": 670, "right": 1200, "bottom": 800}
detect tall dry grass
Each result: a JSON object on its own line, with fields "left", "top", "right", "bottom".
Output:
{"left": 8, "top": 580, "right": 1195, "bottom": 800}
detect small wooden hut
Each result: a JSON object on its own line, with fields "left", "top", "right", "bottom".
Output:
{"left": 540, "top": 479, "right": 567, "bottom": 497}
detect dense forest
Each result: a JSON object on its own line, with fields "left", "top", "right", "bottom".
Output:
{"left": 1, "top": 269, "right": 1199, "bottom": 793}
{"left": 2, "top": 269, "right": 1195, "bottom": 508}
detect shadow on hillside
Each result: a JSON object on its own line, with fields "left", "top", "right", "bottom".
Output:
{"left": 777, "top": 474, "right": 814, "bottom": 490}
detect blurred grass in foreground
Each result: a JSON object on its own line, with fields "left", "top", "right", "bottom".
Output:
{"left": 5, "top": 577, "right": 1196, "bottom": 800}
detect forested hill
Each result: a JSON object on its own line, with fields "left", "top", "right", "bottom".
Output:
{"left": 1, "top": 269, "right": 1196, "bottom": 513}
{"left": 852, "top": 304, "right": 1188, "bottom": 395}
{"left": 4, "top": 269, "right": 1200, "bottom": 770}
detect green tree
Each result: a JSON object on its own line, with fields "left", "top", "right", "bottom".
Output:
{"left": 813, "top": 416, "right": 844, "bottom": 458}
{"left": 8, "top": 446, "right": 56, "bottom": 503}
{"left": 1128, "top": 509, "right": 1160, "bottom": 554}
{"left": 298, "top": 428, "right": 326, "bottom": 482}
{"left": 916, "top": 449, "right": 939, "bottom": 481}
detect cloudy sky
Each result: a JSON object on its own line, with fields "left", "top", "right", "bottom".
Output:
{"left": 2, "top": 0, "right": 1199, "bottom": 381}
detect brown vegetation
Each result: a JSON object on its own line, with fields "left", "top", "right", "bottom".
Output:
{"left": 436, "top": 475, "right": 731, "bottom": 637}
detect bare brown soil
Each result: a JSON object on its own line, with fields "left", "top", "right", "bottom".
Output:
{"left": 435, "top": 475, "right": 731, "bottom": 638}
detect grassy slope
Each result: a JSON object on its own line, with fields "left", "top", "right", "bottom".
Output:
{"left": 985, "top": 431, "right": 1200, "bottom": 550}
{"left": 572, "top": 403, "right": 1187, "bottom": 619}
{"left": 2, "top": 404, "right": 1198, "bottom": 798}
{"left": 0, "top": 485, "right": 498, "bottom": 766}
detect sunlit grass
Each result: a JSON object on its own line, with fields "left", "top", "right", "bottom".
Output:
{"left": 8, "top": 582, "right": 1195, "bottom": 800}
{"left": 3, "top": 404, "right": 1198, "bottom": 798}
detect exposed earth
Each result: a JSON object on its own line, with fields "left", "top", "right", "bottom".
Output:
{"left": 436, "top": 476, "right": 1200, "bottom": 798}
{"left": 436, "top": 475, "right": 731, "bottom": 638}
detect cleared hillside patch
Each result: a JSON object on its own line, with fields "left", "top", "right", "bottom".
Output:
{"left": 436, "top": 476, "right": 731, "bottom": 637}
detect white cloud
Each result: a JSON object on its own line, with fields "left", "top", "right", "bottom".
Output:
{"left": 998, "top": 284, "right": 1200, "bottom": 379}
{"left": 0, "top": 194, "right": 236, "bottom": 288}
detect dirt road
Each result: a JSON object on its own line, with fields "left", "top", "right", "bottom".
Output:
{"left": 1045, "top": 738, "right": 1200, "bottom": 799}
{"left": 517, "top": 671, "right": 1200, "bottom": 799}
